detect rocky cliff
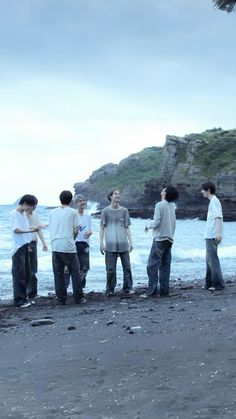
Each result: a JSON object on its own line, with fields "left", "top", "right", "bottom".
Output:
{"left": 74, "top": 128, "right": 236, "bottom": 220}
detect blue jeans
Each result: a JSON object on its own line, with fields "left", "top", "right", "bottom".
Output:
{"left": 205, "top": 239, "right": 224, "bottom": 289}
{"left": 147, "top": 240, "right": 172, "bottom": 296}
{"left": 105, "top": 251, "right": 133, "bottom": 293}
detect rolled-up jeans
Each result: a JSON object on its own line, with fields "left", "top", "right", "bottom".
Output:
{"left": 147, "top": 240, "right": 172, "bottom": 296}
{"left": 205, "top": 239, "right": 224, "bottom": 289}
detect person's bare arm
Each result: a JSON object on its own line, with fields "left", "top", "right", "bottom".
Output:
{"left": 215, "top": 217, "right": 223, "bottom": 243}
{"left": 125, "top": 227, "right": 134, "bottom": 252}
{"left": 99, "top": 225, "right": 105, "bottom": 255}
{"left": 37, "top": 230, "right": 48, "bottom": 251}
{"left": 14, "top": 225, "right": 41, "bottom": 234}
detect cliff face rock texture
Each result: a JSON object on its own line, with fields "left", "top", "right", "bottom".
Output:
{"left": 74, "top": 129, "right": 236, "bottom": 220}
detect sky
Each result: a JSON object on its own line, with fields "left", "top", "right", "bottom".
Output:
{"left": 0, "top": 0, "right": 235, "bottom": 205}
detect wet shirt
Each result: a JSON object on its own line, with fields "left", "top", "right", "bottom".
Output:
{"left": 100, "top": 206, "right": 131, "bottom": 252}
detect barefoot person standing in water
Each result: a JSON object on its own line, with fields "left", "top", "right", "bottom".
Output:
{"left": 99, "top": 188, "right": 134, "bottom": 296}
{"left": 201, "top": 181, "right": 224, "bottom": 291}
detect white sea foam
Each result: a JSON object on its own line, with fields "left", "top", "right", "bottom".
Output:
{"left": 1, "top": 205, "right": 236, "bottom": 300}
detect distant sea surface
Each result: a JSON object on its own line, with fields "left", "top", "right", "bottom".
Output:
{"left": 1, "top": 204, "right": 236, "bottom": 300}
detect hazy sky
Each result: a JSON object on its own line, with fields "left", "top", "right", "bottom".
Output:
{"left": 0, "top": 0, "right": 235, "bottom": 205}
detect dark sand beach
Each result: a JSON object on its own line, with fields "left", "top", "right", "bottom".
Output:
{"left": 1, "top": 279, "right": 236, "bottom": 419}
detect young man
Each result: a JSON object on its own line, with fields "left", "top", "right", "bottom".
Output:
{"left": 10, "top": 195, "right": 42, "bottom": 308}
{"left": 64, "top": 194, "right": 92, "bottom": 289}
{"left": 145, "top": 185, "right": 179, "bottom": 297}
{"left": 100, "top": 188, "right": 133, "bottom": 296}
{"left": 26, "top": 196, "right": 48, "bottom": 300}
{"left": 49, "top": 190, "right": 84, "bottom": 305}
{"left": 201, "top": 181, "right": 224, "bottom": 291}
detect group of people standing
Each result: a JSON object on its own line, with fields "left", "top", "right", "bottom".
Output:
{"left": 10, "top": 181, "right": 224, "bottom": 308}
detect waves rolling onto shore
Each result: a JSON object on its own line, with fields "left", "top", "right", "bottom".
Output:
{"left": 0, "top": 205, "right": 236, "bottom": 300}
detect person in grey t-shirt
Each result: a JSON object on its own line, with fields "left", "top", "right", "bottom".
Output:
{"left": 144, "top": 185, "right": 179, "bottom": 297}
{"left": 100, "top": 188, "right": 134, "bottom": 296}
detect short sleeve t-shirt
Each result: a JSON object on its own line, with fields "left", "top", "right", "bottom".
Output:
{"left": 26, "top": 211, "right": 39, "bottom": 241}
{"left": 75, "top": 213, "right": 92, "bottom": 244}
{"left": 204, "top": 195, "right": 223, "bottom": 239}
{"left": 10, "top": 209, "right": 31, "bottom": 256}
{"left": 100, "top": 206, "right": 131, "bottom": 252}
{"left": 50, "top": 206, "right": 80, "bottom": 253}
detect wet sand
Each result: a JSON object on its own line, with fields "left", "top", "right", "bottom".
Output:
{"left": 1, "top": 279, "right": 236, "bottom": 419}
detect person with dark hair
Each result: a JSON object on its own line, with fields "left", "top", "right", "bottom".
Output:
{"left": 99, "top": 188, "right": 133, "bottom": 296}
{"left": 201, "top": 181, "right": 224, "bottom": 291}
{"left": 26, "top": 196, "right": 48, "bottom": 301}
{"left": 10, "top": 194, "right": 42, "bottom": 307}
{"left": 144, "top": 185, "right": 179, "bottom": 298}
{"left": 49, "top": 190, "right": 84, "bottom": 305}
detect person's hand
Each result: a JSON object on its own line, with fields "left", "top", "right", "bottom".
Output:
{"left": 100, "top": 244, "right": 105, "bottom": 255}
{"left": 144, "top": 227, "right": 149, "bottom": 233}
{"left": 215, "top": 236, "right": 222, "bottom": 244}
{"left": 31, "top": 225, "right": 41, "bottom": 232}
{"left": 84, "top": 230, "right": 92, "bottom": 239}
{"left": 42, "top": 244, "right": 48, "bottom": 251}
{"left": 129, "top": 245, "right": 134, "bottom": 253}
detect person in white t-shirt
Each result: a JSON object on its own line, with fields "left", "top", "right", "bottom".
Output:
{"left": 49, "top": 190, "right": 84, "bottom": 305}
{"left": 64, "top": 194, "right": 92, "bottom": 290}
{"left": 26, "top": 197, "right": 48, "bottom": 300}
{"left": 201, "top": 181, "right": 224, "bottom": 291}
{"left": 10, "top": 194, "right": 42, "bottom": 308}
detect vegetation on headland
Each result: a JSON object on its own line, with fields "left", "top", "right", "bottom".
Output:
{"left": 93, "top": 147, "right": 163, "bottom": 194}
{"left": 74, "top": 128, "right": 236, "bottom": 220}
{"left": 193, "top": 130, "right": 236, "bottom": 177}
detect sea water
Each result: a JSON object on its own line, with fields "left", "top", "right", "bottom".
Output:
{"left": 1, "top": 204, "right": 236, "bottom": 300}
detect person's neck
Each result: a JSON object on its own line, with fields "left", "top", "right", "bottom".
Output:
{"left": 16, "top": 205, "right": 24, "bottom": 213}
{"left": 78, "top": 209, "right": 84, "bottom": 215}
{"left": 208, "top": 194, "right": 215, "bottom": 200}
{"left": 110, "top": 202, "right": 119, "bottom": 209}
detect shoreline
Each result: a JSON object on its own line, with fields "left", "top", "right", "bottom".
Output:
{"left": 1, "top": 279, "right": 236, "bottom": 417}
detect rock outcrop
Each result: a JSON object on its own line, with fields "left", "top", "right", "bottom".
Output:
{"left": 74, "top": 128, "right": 236, "bottom": 220}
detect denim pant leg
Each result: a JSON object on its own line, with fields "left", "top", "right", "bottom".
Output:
{"left": 147, "top": 240, "right": 170, "bottom": 295}
{"left": 159, "top": 241, "right": 172, "bottom": 295}
{"left": 52, "top": 252, "right": 67, "bottom": 303}
{"left": 76, "top": 242, "right": 90, "bottom": 289}
{"left": 105, "top": 252, "right": 118, "bottom": 293}
{"left": 146, "top": 241, "right": 161, "bottom": 295}
{"left": 119, "top": 251, "right": 133, "bottom": 291}
{"left": 68, "top": 253, "right": 83, "bottom": 301}
{"left": 205, "top": 239, "right": 224, "bottom": 289}
{"left": 28, "top": 241, "right": 38, "bottom": 298}
{"left": 12, "top": 244, "right": 30, "bottom": 306}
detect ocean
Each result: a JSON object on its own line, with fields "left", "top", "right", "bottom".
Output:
{"left": 1, "top": 204, "right": 236, "bottom": 300}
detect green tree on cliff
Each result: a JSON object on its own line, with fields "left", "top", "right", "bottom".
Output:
{"left": 213, "top": 0, "right": 236, "bottom": 11}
